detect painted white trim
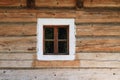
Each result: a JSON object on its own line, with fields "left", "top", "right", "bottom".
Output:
{"left": 37, "top": 18, "right": 75, "bottom": 60}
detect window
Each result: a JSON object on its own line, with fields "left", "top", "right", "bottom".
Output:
{"left": 44, "top": 25, "right": 69, "bottom": 55}
{"left": 37, "top": 19, "right": 75, "bottom": 60}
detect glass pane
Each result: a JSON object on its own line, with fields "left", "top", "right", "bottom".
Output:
{"left": 58, "top": 28, "right": 67, "bottom": 39}
{"left": 45, "top": 28, "right": 54, "bottom": 39}
{"left": 58, "top": 41, "right": 68, "bottom": 54}
{"left": 45, "top": 41, "right": 54, "bottom": 53}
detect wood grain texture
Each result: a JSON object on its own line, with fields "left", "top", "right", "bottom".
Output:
{"left": 76, "top": 38, "right": 120, "bottom": 52}
{"left": 0, "top": 0, "right": 20, "bottom": 6}
{"left": 0, "top": 53, "right": 34, "bottom": 60}
{"left": 0, "top": 12, "right": 36, "bottom": 18}
{"left": 0, "top": 52, "right": 120, "bottom": 61}
{"left": 0, "top": 23, "right": 36, "bottom": 36}
{"left": 0, "top": 37, "right": 36, "bottom": 52}
{"left": 76, "top": 24, "right": 120, "bottom": 36}
{"left": 0, "top": 12, "right": 36, "bottom": 22}
{"left": 20, "top": 0, "right": 26, "bottom": 7}
{"left": 80, "top": 60, "right": 120, "bottom": 68}
{"left": 33, "top": 60, "right": 80, "bottom": 68}
{"left": 0, "top": 69, "right": 120, "bottom": 80}
{"left": 0, "top": 61, "right": 33, "bottom": 68}
{"left": 0, "top": 0, "right": 120, "bottom": 70}
{"left": 37, "top": 11, "right": 76, "bottom": 18}
{"left": 0, "top": 17, "right": 36, "bottom": 22}
{"left": 36, "top": 0, "right": 76, "bottom": 8}
{"left": 84, "top": 0, "right": 120, "bottom": 7}
{"left": 76, "top": 10, "right": 120, "bottom": 23}
{"left": 0, "top": 8, "right": 75, "bottom": 13}
{"left": 0, "top": 60, "right": 120, "bottom": 68}
{"left": 76, "top": 53, "right": 120, "bottom": 60}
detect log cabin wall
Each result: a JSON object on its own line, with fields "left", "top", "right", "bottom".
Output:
{"left": 0, "top": 0, "right": 120, "bottom": 80}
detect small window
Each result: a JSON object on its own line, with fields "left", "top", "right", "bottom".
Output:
{"left": 44, "top": 25, "right": 69, "bottom": 55}
{"left": 37, "top": 19, "right": 75, "bottom": 60}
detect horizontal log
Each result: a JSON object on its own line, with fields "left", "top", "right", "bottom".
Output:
{"left": 0, "top": 69, "right": 120, "bottom": 80}
{"left": 0, "top": 53, "right": 34, "bottom": 60}
{"left": 0, "top": 13, "right": 36, "bottom": 18}
{"left": 0, "top": 61, "right": 33, "bottom": 68}
{"left": 76, "top": 24, "right": 120, "bottom": 36}
{"left": 76, "top": 53, "right": 120, "bottom": 60}
{"left": 80, "top": 60, "right": 120, "bottom": 68}
{"left": 37, "top": 11, "right": 76, "bottom": 18}
{"left": 0, "top": 0, "right": 25, "bottom": 7}
{"left": 0, "top": 60, "right": 120, "bottom": 68}
{"left": 0, "top": 23, "right": 36, "bottom": 36}
{"left": 76, "top": 38, "right": 120, "bottom": 52}
{"left": 0, "top": 8, "right": 75, "bottom": 13}
{"left": 0, "top": 52, "right": 119, "bottom": 61}
{"left": 0, "top": 17, "right": 37, "bottom": 22}
{"left": 84, "top": 0, "right": 120, "bottom": 7}
{"left": 0, "top": 52, "right": 119, "bottom": 68}
{"left": 0, "top": 37, "right": 36, "bottom": 52}
{"left": 36, "top": 0, "right": 76, "bottom": 8}
{"left": 34, "top": 60, "right": 80, "bottom": 68}
{"left": 0, "top": 12, "right": 36, "bottom": 22}
{"left": 76, "top": 10, "right": 120, "bottom": 23}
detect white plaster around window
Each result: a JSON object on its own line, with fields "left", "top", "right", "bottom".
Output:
{"left": 37, "top": 18, "right": 75, "bottom": 60}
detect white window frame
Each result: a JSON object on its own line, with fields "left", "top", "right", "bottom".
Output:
{"left": 37, "top": 18, "right": 75, "bottom": 60}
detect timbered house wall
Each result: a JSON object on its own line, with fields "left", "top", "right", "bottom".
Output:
{"left": 0, "top": 0, "right": 120, "bottom": 80}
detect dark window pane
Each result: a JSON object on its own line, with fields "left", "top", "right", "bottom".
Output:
{"left": 58, "top": 41, "right": 68, "bottom": 54}
{"left": 45, "top": 28, "right": 54, "bottom": 39}
{"left": 58, "top": 28, "right": 67, "bottom": 39}
{"left": 45, "top": 41, "right": 54, "bottom": 54}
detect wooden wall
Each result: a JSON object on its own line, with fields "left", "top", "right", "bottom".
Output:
{"left": 0, "top": 0, "right": 120, "bottom": 80}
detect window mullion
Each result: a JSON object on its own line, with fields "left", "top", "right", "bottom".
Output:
{"left": 54, "top": 27, "right": 58, "bottom": 54}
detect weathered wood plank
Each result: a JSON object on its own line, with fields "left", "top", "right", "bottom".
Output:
{"left": 0, "top": 0, "right": 21, "bottom": 7}
{"left": 0, "top": 12, "right": 36, "bottom": 22}
{"left": 0, "top": 13, "right": 36, "bottom": 18}
{"left": 0, "top": 52, "right": 119, "bottom": 61}
{"left": 0, "top": 17, "right": 36, "bottom": 22}
{"left": 80, "top": 60, "right": 120, "bottom": 68}
{"left": 0, "top": 53, "right": 34, "bottom": 60}
{"left": 20, "top": 0, "right": 26, "bottom": 7}
{"left": 84, "top": 0, "right": 120, "bottom": 7}
{"left": 76, "top": 24, "right": 120, "bottom": 36}
{"left": 36, "top": 0, "right": 76, "bottom": 8}
{"left": 76, "top": 38, "right": 120, "bottom": 52}
{"left": 0, "top": 60, "right": 120, "bottom": 68}
{"left": 33, "top": 60, "right": 80, "bottom": 68}
{"left": 37, "top": 11, "right": 76, "bottom": 18}
{"left": 0, "top": 61, "right": 33, "bottom": 68}
{"left": 76, "top": 10, "right": 120, "bottom": 23}
{"left": 0, "top": 8, "right": 75, "bottom": 13}
{"left": 0, "top": 37, "right": 36, "bottom": 52}
{"left": 0, "top": 23, "right": 36, "bottom": 36}
{"left": 0, "top": 69, "right": 120, "bottom": 80}
{"left": 76, "top": 53, "right": 120, "bottom": 60}
{"left": 0, "top": 58, "right": 120, "bottom": 68}
{"left": 0, "top": 52, "right": 120, "bottom": 61}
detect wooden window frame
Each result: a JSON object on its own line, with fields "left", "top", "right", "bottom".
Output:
{"left": 37, "top": 18, "right": 75, "bottom": 60}
{"left": 43, "top": 25, "right": 69, "bottom": 55}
